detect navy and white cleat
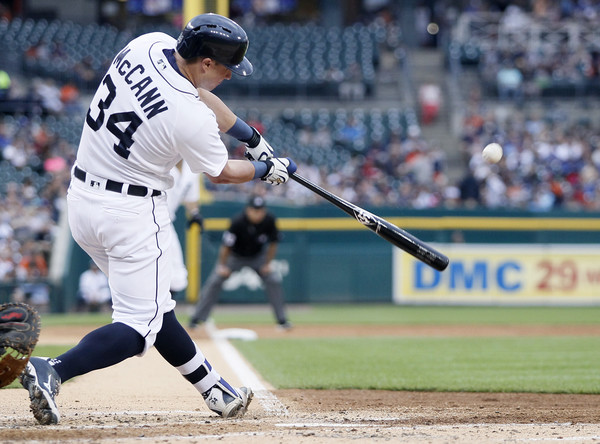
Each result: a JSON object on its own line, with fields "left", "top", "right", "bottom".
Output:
{"left": 19, "top": 357, "right": 61, "bottom": 425}
{"left": 203, "top": 381, "right": 253, "bottom": 418}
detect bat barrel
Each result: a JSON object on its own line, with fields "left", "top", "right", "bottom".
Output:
{"left": 378, "top": 225, "right": 449, "bottom": 271}
{"left": 430, "top": 253, "right": 449, "bottom": 271}
{"left": 290, "top": 173, "right": 450, "bottom": 272}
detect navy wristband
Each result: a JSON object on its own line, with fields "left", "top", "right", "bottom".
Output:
{"left": 226, "top": 117, "right": 254, "bottom": 143}
{"left": 251, "top": 161, "right": 268, "bottom": 179}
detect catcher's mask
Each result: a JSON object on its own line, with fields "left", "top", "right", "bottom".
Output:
{"left": 176, "top": 13, "right": 253, "bottom": 76}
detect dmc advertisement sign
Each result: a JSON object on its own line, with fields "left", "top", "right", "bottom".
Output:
{"left": 393, "top": 244, "right": 600, "bottom": 304}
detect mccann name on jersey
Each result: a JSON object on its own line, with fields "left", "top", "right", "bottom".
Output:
{"left": 113, "top": 46, "right": 168, "bottom": 120}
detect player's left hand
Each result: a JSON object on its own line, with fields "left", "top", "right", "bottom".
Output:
{"left": 244, "top": 128, "right": 274, "bottom": 161}
{"left": 261, "top": 158, "right": 297, "bottom": 185}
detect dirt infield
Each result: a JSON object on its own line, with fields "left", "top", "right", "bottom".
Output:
{"left": 1, "top": 323, "right": 599, "bottom": 443}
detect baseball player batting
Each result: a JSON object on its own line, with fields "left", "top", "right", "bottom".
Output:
{"left": 20, "top": 13, "right": 296, "bottom": 425}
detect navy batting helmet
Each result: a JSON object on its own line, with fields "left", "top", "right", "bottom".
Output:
{"left": 176, "top": 13, "right": 253, "bottom": 76}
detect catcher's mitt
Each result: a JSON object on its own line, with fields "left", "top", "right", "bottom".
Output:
{"left": 0, "top": 302, "right": 41, "bottom": 388}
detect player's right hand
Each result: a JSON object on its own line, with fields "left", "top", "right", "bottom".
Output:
{"left": 261, "top": 158, "right": 297, "bottom": 185}
{"left": 244, "top": 128, "right": 274, "bottom": 161}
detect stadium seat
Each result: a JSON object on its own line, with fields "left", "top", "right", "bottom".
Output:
{"left": 3, "top": 18, "right": 384, "bottom": 97}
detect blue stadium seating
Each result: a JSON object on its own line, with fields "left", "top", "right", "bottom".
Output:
{"left": 1, "top": 18, "right": 382, "bottom": 97}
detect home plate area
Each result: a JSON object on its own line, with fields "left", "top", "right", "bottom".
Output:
{"left": 1, "top": 327, "right": 599, "bottom": 443}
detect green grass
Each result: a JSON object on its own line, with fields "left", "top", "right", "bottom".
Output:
{"left": 37, "top": 305, "right": 600, "bottom": 327}
{"left": 33, "top": 345, "right": 72, "bottom": 357}
{"left": 235, "top": 336, "right": 600, "bottom": 393}
{"left": 215, "top": 305, "right": 600, "bottom": 394}
{"left": 208, "top": 304, "right": 600, "bottom": 326}
{"left": 39, "top": 312, "right": 112, "bottom": 327}
{"left": 14, "top": 305, "right": 600, "bottom": 394}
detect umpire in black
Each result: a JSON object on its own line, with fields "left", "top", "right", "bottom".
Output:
{"left": 190, "top": 195, "right": 291, "bottom": 329}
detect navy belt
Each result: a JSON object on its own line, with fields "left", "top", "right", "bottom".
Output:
{"left": 74, "top": 166, "right": 161, "bottom": 197}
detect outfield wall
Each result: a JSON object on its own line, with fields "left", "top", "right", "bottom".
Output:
{"left": 57, "top": 204, "right": 600, "bottom": 311}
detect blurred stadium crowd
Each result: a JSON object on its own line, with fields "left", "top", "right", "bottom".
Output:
{"left": 1, "top": 0, "right": 600, "bottom": 299}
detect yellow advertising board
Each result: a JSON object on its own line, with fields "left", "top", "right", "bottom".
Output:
{"left": 393, "top": 244, "right": 600, "bottom": 304}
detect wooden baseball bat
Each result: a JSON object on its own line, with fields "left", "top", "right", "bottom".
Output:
{"left": 290, "top": 173, "right": 449, "bottom": 271}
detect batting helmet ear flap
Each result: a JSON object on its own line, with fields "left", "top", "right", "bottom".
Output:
{"left": 176, "top": 13, "right": 253, "bottom": 76}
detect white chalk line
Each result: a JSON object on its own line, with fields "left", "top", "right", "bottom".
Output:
{"left": 4, "top": 417, "right": 600, "bottom": 443}
{"left": 204, "top": 321, "right": 288, "bottom": 416}
{"left": 4, "top": 413, "right": 600, "bottom": 443}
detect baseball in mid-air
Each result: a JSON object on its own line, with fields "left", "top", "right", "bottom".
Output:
{"left": 482, "top": 143, "right": 503, "bottom": 163}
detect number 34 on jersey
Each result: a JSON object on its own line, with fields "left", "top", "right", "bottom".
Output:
{"left": 86, "top": 45, "right": 168, "bottom": 160}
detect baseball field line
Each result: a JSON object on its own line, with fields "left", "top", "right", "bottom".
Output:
{"left": 3, "top": 420, "right": 598, "bottom": 444}
{"left": 204, "top": 321, "right": 288, "bottom": 416}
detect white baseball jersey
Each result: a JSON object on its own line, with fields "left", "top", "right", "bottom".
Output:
{"left": 76, "top": 32, "right": 228, "bottom": 190}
